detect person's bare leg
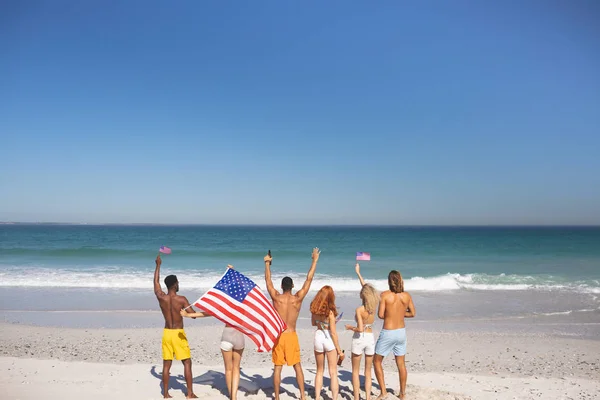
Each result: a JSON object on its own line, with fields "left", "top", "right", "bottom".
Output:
{"left": 365, "top": 354, "right": 374, "bottom": 400}
{"left": 293, "top": 362, "right": 306, "bottom": 400}
{"left": 326, "top": 350, "right": 339, "bottom": 399}
{"left": 351, "top": 353, "right": 361, "bottom": 400}
{"left": 374, "top": 354, "right": 387, "bottom": 400}
{"left": 182, "top": 358, "right": 198, "bottom": 398}
{"left": 314, "top": 351, "right": 325, "bottom": 400}
{"left": 231, "top": 349, "right": 243, "bottom": 400}
{"left": 162, "top": 359, "right": 173, "bottom": 399}
{"left": 273, "top": 364, "right": 283, "bottom": 400}
{"left": 394, "top": 355, "right": 407, "bottom": 399}
{"left": 221, "top": 350, "right": 234, "bottom": 397}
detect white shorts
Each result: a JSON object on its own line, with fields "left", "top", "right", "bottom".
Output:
{"left": 220, "top": 326, "right": 245, "bottom": 351}
{"left": 314, "top": 329, "right": 335, "bottom": 353}
{"left": 351, "top": 332, "right": 375, "bottom": 356}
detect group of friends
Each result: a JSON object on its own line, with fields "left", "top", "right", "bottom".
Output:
{"left": 154, "top": 248, "right": 416, "bottom": 400}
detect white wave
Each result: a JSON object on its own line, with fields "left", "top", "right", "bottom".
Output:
{"left": 535, "top": 311, "right": 573, "bottom": 316}
{"left": 0, "top": 268, "right": 599, "bottom": 294}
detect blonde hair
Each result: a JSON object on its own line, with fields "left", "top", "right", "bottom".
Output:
{"left": 388, "top": 270, "right": 404, "bottom": 293}
{"left": 360, "top": 283, "right": 378, "bottom": 314}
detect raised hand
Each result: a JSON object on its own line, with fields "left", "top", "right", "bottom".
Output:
{"left": 355, "top": 262, "right": 360, "bottom": 275}
{"left": 156, "top": 254, "right": 162, "bottom": 267}
{"left": 264, "top": 253, "right": 272, "bottom": 266}
{"left": 312, "top": 247, "right": 321, "bottom": 262}
{"left": 227, "top": 264, "right": 234, "bottom": 269}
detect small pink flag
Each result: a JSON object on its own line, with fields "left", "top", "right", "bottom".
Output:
{"left": 159, "top": 246, "right": 172, "bottom": 254}
{"left": 356, "top": 252, "right": 370, "bottom": 261}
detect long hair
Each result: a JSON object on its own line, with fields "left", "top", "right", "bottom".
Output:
{"left": 388, "top": 270, "right": 404, "bottom": 293}
{"left": 360, "top": 283, "right": 378, "bottom": 314}
{"left": 310, "top": 285, "right": 338, "bottom": 317}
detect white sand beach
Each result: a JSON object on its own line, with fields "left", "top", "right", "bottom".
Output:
{"left": 1, "top": 322, "right": 599, "bottom": 399}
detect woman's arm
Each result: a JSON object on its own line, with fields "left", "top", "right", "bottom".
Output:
{"left": 345, "top": 307, "right": 364, "bottom": 332}
{"left": 355, "top": 263, "right": 366, "bottom": 287}
{"left": 180, "top": 309, "right": 211, "bottom": 318}
{"left": 329, "top": 310, "right": 344, "bottom": 358}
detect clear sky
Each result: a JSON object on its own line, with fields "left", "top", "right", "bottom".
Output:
{"left": 1, "top": 1, "right": 599, "bottom": 225}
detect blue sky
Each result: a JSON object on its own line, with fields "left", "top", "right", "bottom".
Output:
{"left": 1, "top": 1, "right": 599, "bottom": 225}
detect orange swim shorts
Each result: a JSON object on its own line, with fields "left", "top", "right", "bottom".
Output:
{"left": 272, "top": 331, "right": 301, "bottom": 366}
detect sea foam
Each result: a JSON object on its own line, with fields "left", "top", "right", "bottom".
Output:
{"left": 1, "top": 267, "right": 599, "bottom": 294}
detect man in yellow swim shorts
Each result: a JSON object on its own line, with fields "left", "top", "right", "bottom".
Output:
{"left": 154, "top": 254, "right": 198, "bottom": 399}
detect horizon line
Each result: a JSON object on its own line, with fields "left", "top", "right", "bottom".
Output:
{"left": 1, "top": 222, "right": 599, "bottom": 228}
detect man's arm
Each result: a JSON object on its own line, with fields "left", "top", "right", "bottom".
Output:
{"left": 182, "top": 296, "right": 196, "bottom": 318}
{"left": 296, "top": 247, "right": 320, "bottom": 301}
{"left": 355, "top": 263, "right": 366, "bottom": 287}
{"left": 153, "top": 255, "right": 165, "bottom": 298}
{"left": 404, "top": 294, "right": 416, "bottom": 318}
{"left": 378, "top": 292, "right": 388, "bottom": 320}
{"left": 264, "top": 253, "right": 279, "bottom": 299}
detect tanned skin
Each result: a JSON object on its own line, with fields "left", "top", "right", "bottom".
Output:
{"left": 374, "top": 287, "right": 416, "bottom": 400}
{"left": 265, "top": 248, "right": 320, "bottom": 400}
{"left": 154, "top": 254, "right": 198, "bottom": 399}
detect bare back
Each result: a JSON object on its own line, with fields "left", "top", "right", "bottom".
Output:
{"left": 264, "top": 248, "right": 320, "bottom": 332}
{"left": 157, "top": 293, "right": 189, "bottom": 329}
{"left": 272, "top": 292, "right": 303, "bottom": 332}
{"left": 379, "top": 290, "right": 413, "bottom": 330}
{"left": 358, "top": 306, "right": 375, "bottom": 326}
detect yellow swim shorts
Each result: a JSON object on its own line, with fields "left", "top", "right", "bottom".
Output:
{"left": 162, "top": 329, "right": 191, "bottom": 361}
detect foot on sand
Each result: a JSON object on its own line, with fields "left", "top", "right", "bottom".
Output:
{"left": 375, "top": 392, "right": 388, "bottom": 400}
{"left": 186, "top": 393, "right": 198, "bottom": 399}
{"left": 163, "top": 393, "right": 173, "bottom": 399}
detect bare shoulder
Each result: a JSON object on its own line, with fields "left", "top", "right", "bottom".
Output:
{"left": 380, "top": 290, "right": 392, "bottom": 299}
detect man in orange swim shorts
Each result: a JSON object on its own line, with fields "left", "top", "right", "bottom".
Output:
{"left": 264, "top": 248, "right": 320, "bottom": 400}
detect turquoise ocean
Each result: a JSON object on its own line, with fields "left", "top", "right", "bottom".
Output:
{"left": 1, "top": 225, "right": 599, "bottom": 294}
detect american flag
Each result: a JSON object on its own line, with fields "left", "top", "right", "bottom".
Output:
{"left": 159, "top": 246, "right": 172, "bottom": 254}
{"left": 193, "top": 268, "right": 286, "bottom": 352}
{"left": 356, "top": 252, "right": 371, "bottom": 261}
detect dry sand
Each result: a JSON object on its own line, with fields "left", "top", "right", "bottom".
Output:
{"left": 1, "top": 322, "right": 600, "bottom": 399}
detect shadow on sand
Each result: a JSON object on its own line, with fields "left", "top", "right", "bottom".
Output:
{"left": 150, "top": 364, "right": 389, "bottom": 399}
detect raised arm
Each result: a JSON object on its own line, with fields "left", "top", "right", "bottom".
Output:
{"left": 404, "top": 293, "right": 416, "bottom": 318}
{"left": 264, "top": 253, "right": 279, "bottom": 299}
{"left": 296, "top": 247, "right": 320, "bottom": 301}
{"left": 355, "top": 263, "right": 366, "bottom": 287}
{"left": 153, "top": 255, "right": 165, "bottom": 298}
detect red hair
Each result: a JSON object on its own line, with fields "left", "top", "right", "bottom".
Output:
{"left": 310, "top": 285, "right": 337, "bottom": 317}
